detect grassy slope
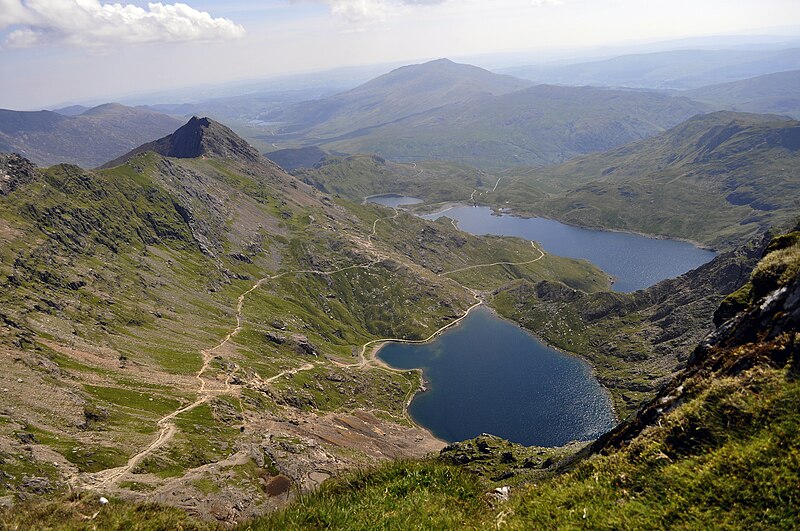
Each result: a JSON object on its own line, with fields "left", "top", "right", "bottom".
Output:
{"left": 318, "top": 85, "right": 708, "bottom": 170}
{"left": 245, "top": 227, "right": 800, "bottom": 529}
{"left": 294, "top": 155, "right": 483, "bottom": 205}
{"left": 0, "top": 148, "right": 609, "bottom": 511}
{"left": 491, "top": 111, "right": 800, "bottom": 248}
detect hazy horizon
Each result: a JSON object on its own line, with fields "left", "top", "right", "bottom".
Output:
{"left": 1, "top": 0, "right": 799, "bottom": 110}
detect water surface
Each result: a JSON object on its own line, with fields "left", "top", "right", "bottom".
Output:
{"left": 371, "top": 199, "right": 715, "bottom": 446}
{"left": 422, "top": 205, "right": 715, "bottom": 292}
{"left": 379, "top": 307, "right": 615, "bottom": 446}
{"left": 366, "top": 194, "right": 423, "bottom": 208}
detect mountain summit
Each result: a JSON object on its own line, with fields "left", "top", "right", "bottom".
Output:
{"left": 267, "top": 58, "right": 532, "bottom": 137}
{"left": 102, "top": 116, "right": 262, "bottom": 168}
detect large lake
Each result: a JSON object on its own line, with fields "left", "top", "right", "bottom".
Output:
{"left": 420, "top": 205, "right": 716, "bottom": 293}
{"left": 379, "top": 307, "right": 615, "bottom": 446}
{"left": 368, "top": 195, "right": 716, "bottom": 446}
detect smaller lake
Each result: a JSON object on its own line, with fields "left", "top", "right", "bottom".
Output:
{"left": 421, "top": 205, "right": 716, "bottom": 292}
{"left": 366, "top": 194, "right": 423, "bottom": 208}
{"left": 378, "top": 307, "right": 616, "bottom": 447}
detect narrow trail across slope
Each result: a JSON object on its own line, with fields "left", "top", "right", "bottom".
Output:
{"left": 331, "top": 241, "right": 545, "bottom": 371}
{"left": 441, "top": 241, "right": 544, "bottom": 276}
{"left": 491, "top": 176, "right": 503, "bottom": 192}
{"left": 367, "top": 208, "right": 400, "bottom": 246}
{"left": 83, "top": 196, "right": 547, "bottom": 491}
{"left": 84, "top": 260, "right": 383, "bottom": 490}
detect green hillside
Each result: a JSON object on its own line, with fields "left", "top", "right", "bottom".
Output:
{"left": 311, "top": 84, "right": 708, "bottom": 170}
{"left": 264, "top": 59, "right": 531, "bottom": 139}
{"left": 0, "top": 119, "right": 610, "bottom": 523}
{"left": 684, "top": 70, "right": 800, "bottom": 119}
{"left": 492, "top": 111, "right": 800, "bottom": 248}
{"left": 10, "top": 224, "right": 792, "bottom": 529}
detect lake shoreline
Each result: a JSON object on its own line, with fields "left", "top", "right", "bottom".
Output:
{"left": 365, "top": 194, "right": 712, "bottom": 446}
{"left": 377, "top": 305, "right": 617, "bottom": 447}
{"left": 411, "top": 200, "right": 718, "bottom": 252}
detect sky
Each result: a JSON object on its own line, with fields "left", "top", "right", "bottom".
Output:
{"left": 1, "top": 0, "right": 799, "bottom": 109}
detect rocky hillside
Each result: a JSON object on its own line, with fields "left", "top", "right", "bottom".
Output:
{"left": 102, "top": 116, "right": 263, "bottom": 168}
{"left": 0, "top": 118, "right": 609, "bottom": 525}
{"left": 492, "top": 234, "right": 766, "bottom": 417}
{"left": 0, "top": 104, "right": 182, "bottom": 168}
{"left": 239, "top": 225, "right": 800, "bottom": 529}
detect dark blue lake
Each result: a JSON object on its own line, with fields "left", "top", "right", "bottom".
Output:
{"left": 368, "top": 196, "right": 716, "bottom": 446}
{"left": 378, "top": 307, "right": 615, "bottom": 446}
{"left": 421, "top": 205, "right": 716, "bottom": 293}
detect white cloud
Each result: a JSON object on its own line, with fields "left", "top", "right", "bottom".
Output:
{"left": 296, "top": 0, "right": 448, "bottom": 23}
{"left": 1, "top": 0, "right": 245, "bottom": 48}
{"left": 4, "top": 28, "right": 43, "bottom": 48}
{"left": 296, "top": 0, "right": 563, "bottom": 23}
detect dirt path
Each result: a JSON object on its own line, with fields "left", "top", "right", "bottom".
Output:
{"left": 338, "top": 241, "right": 544, "bottom": 369}
{"left": 368, "top": 208, "right": 399, "bottom": 246}
{"left": 266, "top": 363, "right": 315, "bottom": 384}
{"left": 441, "top": 241, "right": 544, "bottom": 276}
{"left": 83, "top": 259, "right": 382, "bottom": 491}
{"left": 81, "top": 200, "right": 547, "bottom": 491}
{"left": 491, "top": 176, "right": 503, "bottom": 192}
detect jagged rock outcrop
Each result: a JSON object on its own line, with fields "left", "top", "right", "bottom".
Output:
{"left": 588, "top": 232, "right": 799, "bottom": 455}
{"left": 102, "top": 117, "right": 263, "bottom": 168}
{"left": 0, "top": 153, "right": 37, "bottom": 195}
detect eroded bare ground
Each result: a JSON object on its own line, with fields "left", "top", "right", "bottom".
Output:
{"left": 0, "top": 255, "right": 452, "bottom": 525}
{"left": 103, "top": 411, "right": 444, "bottom": 524}
{"left": 0, "top": 334, "right": 445, "bottom": 525}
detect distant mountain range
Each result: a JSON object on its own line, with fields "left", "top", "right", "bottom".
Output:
{"left": 0, "top": 103, "right": 181, "bottom": 168}
{"left": 2, "top": 56, "right": 797, "bottom": 176}
{"left": 260, "top": 59, "right": 709, "bottom": 169}
{"left": 500, "top": 47, "right": 800, "bottom": 90}
{"left": 263, "top": 58, "right": 532, "bottom": 137}
{"left": 684, "top": 70, "right": 800, "bottom": 119}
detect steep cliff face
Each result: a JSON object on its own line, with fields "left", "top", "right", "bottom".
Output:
{"left": 590, "top": 230, "right": 799, "bottom": 454}
{"left": 492, "top": 236, "right": 766, "bottom": 417}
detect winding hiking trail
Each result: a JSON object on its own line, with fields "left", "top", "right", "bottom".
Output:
{"left": 84, "top": 262, "right": 378, "bottom": 490}
{"left": 441, "top": 241, "right": 544, "bottom": 276}
{"left": 82, "top": 195, "right": 547, "bottom": 492}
